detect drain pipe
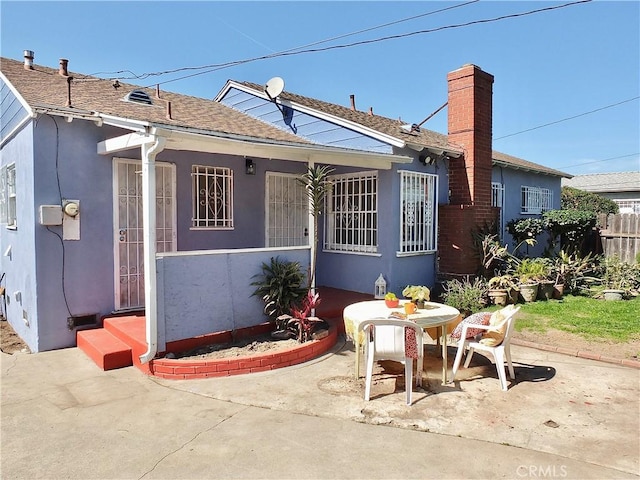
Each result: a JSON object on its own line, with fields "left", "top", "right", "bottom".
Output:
{"left": 139, "top": 133, "right": 166, "bottom": 364}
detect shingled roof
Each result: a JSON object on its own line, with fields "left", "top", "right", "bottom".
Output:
{"left": 235, "top": 80, "right": 570, "bottom": 178}
{"left": 562, "top": 171, "right": 640, "bottom": 193}
{"left": 0, "top": 57, "right": 311, "bottom": 146}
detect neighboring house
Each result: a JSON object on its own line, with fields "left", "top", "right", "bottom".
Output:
{"left": 563, "top": 172, "right": 640, "bottom": 213}
{"left": 0, "top": 53, "right": 568, "bottom": 355}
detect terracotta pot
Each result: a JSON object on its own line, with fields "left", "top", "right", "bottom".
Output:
{"left": 519, "top": 283, "right": 539, "bottom": 302}
{"left": 538, "top": 281, "right": 555, "bottom": 301}
{"left": 488, "top": 289, "right": 508, "bottom": 306}
{"left": 553, "top": 283, "right": 564, "bottom": 299}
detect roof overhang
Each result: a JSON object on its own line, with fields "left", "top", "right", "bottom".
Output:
{"left": 98, "top": 125, "right": 413, "bottom": 170}
{"left": 492, "top": 158, "right": 572, "bottom": 178}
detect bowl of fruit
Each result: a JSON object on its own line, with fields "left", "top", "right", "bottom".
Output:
{"left": 384, "top": 292, "right": 400, "bottom": 308}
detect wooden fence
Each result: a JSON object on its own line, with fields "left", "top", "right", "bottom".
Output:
{"left": 598, "top": 213, "right": 640, "bottom": 263}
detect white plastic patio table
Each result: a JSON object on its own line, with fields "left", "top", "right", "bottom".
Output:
{"left": 343, "top": 300, "right": 461, "bottom": 385}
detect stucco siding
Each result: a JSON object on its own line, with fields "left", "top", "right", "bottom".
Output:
{"left": 493, "top": 166, "right": 562, "bottom": 256}
{"left": 156, "top": 247, "right": 310, "bottom": 346}
{"left": 33, "top": 118, "right": 117, "bottom": 351}
{"left": 1, "top": 123, "right": 38, "bottom": 350}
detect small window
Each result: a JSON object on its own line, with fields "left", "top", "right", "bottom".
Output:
{"left": 124, "top": 90, "right": 153, "bottom": 105}
{"left": 492, "top": 182, "right": 505, "bottom": 239}
{"left": 399, "top": 170, "right": 437, "bottom": 254}
{"left": 2, "top": 164, "right": 17, "bottom": 228}
{"left": 521, "top": 186, "right": 552, "bottom": 214}
{"left": 191, "top": 165, "right": 233, "bottom": 229}
{"left": 324, "top": 171, "right": 377, "bottom": 253}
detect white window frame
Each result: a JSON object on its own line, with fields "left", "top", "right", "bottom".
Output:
{"left": 492, "top": 182, "right": 505, "bottom": 239}
{"left": 398, "top": 170, "right": 438, "bottom": 255}
{"left": 3, "top": 164, "right": 16, "bottom": 229}
{"left": 521, "top": 185, "right": 552, "bottom": 215}
{"left": 614, "top": 199, "right": 640, "bottom": 214}
{"left": 324, "top": 170, "right": 378, "bottom": 254}
{"left": 0, "top": 165, "right": 7, "bottom": 225}
{"left": 191, "top": 165, "right": 233, "bottom": 229}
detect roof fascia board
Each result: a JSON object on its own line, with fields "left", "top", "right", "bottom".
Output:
{"left": 212, "top": 79, "right": 235, "bottom": 102}
{"left": 149, "top": 127, "right": 412, "bottom": 170}
{"left": 221, "top": 81, "right": 407, "bottom": 149}
{"left": 492, "top": 159, "right": 569, "bottom": 178}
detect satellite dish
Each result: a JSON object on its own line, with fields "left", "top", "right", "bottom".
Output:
{"left": 264, "top": 77, "right": 285, "bottom": 100}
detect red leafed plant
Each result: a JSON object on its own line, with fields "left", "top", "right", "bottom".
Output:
{"left": 287, "top": 291, "right": 322, "bottom": 343}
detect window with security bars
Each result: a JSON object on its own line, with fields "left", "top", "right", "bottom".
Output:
{"left": 324, "top": 171, "right": 377, "bottom": 253}
{"left": 191, "top": 165, "right": 233, "bottom": 228}
{"left": 399, "top": 171, "right": 437, "bottom": 254}
{"left": 521, "top": 186, "right": 552, "bottom": 214}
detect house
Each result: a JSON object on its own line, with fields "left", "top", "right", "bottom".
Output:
{"left": 563, "top": 172, "right": 640, "bottom": 213}
{"left": 0, "top": 53, "right": 569, "bottom": 355}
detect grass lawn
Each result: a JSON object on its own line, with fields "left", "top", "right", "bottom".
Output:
{"left": 513, "top": 294, "right": 640, "bottom": 342}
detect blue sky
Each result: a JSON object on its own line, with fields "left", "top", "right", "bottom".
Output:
{"left": 2, "top": 1, "right": 639, "bottom": 176}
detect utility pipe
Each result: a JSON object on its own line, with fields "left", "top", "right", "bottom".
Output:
{"left": 139, "top": 133, "right": 166, "bottom": 364}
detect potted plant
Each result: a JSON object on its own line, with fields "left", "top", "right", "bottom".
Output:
{"left": 384, "top": 292, "right": 400, "bottom": 308}
{"left": 536, "top": 258, "right": 555, "bottom": 301}
{"left": 402, "top": 285, "right": 431, "bottom": 309}
{"left": 600, "top": 255, "right": 637, "bottom": 301}
{"left": 514, "top": 258, "right": 549, "bottom": 302}
{"left": 487, "top": 274, "right": 519, "bottom": 305}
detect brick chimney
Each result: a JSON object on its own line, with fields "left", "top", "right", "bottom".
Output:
{"left": 438, "top": 64, "right": 499, "bottom": 278}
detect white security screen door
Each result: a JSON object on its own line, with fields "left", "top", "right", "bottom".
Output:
{"left": 266, "top": 172, "right": 309, "bottom": 247}
{"left": 113, "top": 159, "right": 176, "bottom": 310}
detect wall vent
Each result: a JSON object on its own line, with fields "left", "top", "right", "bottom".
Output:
{"left": 124, "top": 89, "right": 153, "bottom": 105}
{"left": 67, "top": 313, "right": 98, "bottom": 330}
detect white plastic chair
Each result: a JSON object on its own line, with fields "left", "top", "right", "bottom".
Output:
{"left": 358, "top": 318, "right": 424, "bottom": 405}
{"left": 451, "top": 306, "right": 521, "bottom": 391}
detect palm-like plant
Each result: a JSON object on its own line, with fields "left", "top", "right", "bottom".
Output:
{"left": 298, "top": 165, "right": 334, "bottom": 291}
{"left": 251, "top": 257, "right": 307, "bottom": 323}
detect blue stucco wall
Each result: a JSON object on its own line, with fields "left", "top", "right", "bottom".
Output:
{"left": 0, "top": 123, "right": 38, "bottom": 351}
{"left": 159, "top": 151, "right": 308, "bottom": 251}
{"left": 493, "top": 165, "right": 562, "bottom": 257}
{"left": 32, "top": 117, "right": 118, "bottom": 351}
{"left": 315, "top": 148, "right": 446, "bottom": 296}
{"left": 156, "top": 246, "right": 310, "bottom": 348}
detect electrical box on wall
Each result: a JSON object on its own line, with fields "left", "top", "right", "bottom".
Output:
{"left": 39, "top": 205, "right": 63, "bottom": 226}
{"left": 62, "top": 199, "right": 80, "bottom": 241}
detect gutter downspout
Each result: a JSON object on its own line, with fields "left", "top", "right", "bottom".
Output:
{"left": 139, "top": 134, "right": 166, "bottom": 364}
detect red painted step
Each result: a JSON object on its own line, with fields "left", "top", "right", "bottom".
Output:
{"left": 77, "top": 328, "right": 133, "bottom": 370}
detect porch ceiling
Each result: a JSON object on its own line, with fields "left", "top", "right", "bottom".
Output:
{"left": 97, "top": 128, "right": 413, "bottom": 170}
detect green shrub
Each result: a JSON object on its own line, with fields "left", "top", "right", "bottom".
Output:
{"left": 561, "top": 186, "right": 619, "bottom": 215}
{"left": 506, "top": 218, "right": 544, "bottom": 248}
{"left": 441, "top": 277, "right": 488, "bottom": 315}
{"left": 542, "top": 209, "right": 597, "bottom": 254}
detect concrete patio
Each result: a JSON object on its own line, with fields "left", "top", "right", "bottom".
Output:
{"left": 2, "top": 334, "right": 638, "bottom": 479}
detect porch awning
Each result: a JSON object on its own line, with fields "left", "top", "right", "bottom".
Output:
{"left": 98, "top": 126, "right": 413, "bottom": 170}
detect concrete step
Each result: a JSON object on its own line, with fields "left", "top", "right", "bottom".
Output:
{"left": 77, "top": 328, "right": 133, "bottom": 371}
